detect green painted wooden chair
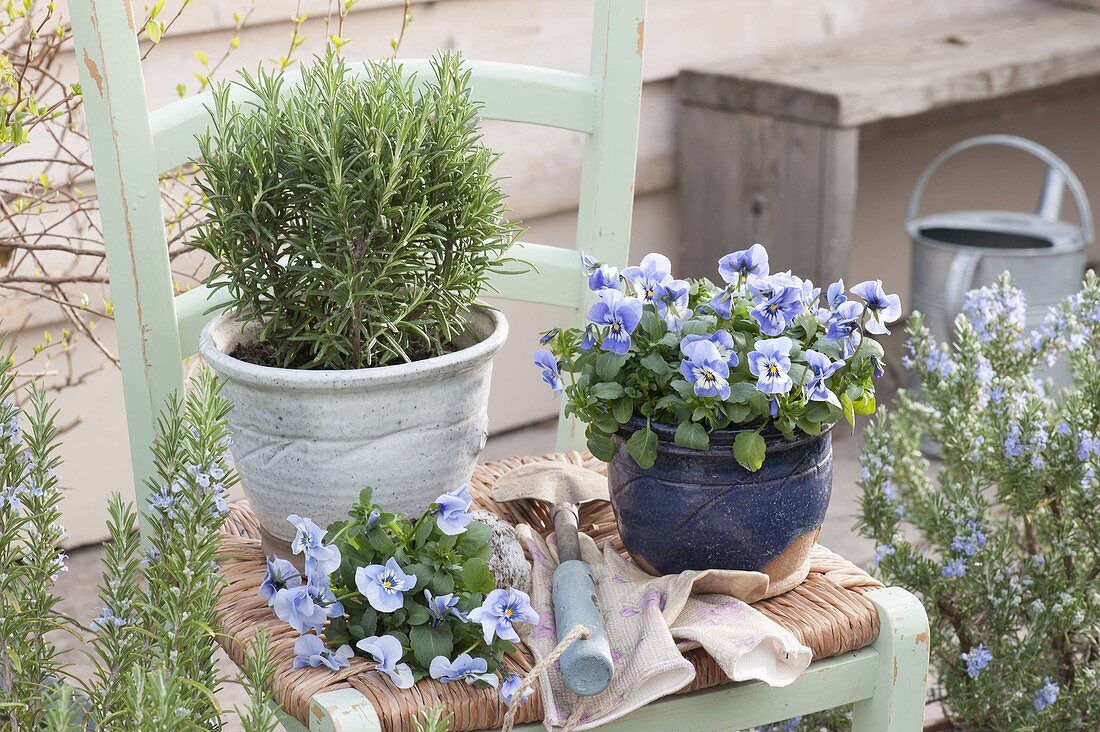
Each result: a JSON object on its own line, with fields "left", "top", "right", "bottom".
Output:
{"left": 69, "top": 0, "right": 929, "bottom": 729}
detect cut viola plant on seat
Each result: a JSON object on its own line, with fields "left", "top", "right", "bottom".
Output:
{"left": 258, "top": 486, "right": 538, "bottom": 694}
{"left": 533, "top": 244, "right": 897, "bottom": 594}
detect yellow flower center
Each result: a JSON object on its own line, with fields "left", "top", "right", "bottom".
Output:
{"left": 768, "top": 303, "right": 779, "bottom": 312}
{"left": 383, "top": 580, "right": 394, "bottom": 589}
{"left": 611, "top": 322, "right": 621, "bottom": 333}
{"left": 504, "top": 608, "right": 514, "bottom": 618}
{"left": 768, "top": 364, "right": 779, "bottom": 376}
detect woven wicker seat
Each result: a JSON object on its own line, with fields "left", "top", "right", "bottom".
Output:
{"left": 214, "top": 453, "right": 884, "bottom": 731}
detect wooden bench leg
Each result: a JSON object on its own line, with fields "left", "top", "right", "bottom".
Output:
{"left": 678, "top": 105, "right": 858, "bottom": 286}
{"left": 851, "top": 586, "right": 930, "bottom": 732}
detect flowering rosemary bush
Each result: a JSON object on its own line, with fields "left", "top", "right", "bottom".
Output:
{"left": 194, "top": 51, "right": 522, "bottom": 370}
{"left": 0, "top": 366, "right": 277, "bottom": 730}
{"left": 534, "top": 245, "right": 896, "bottom": 470}
{"left": 857, "top": 272, "right": 1100, "bottom": 729}
{"left": 260, "top": 485, "right": 538, "bottom": 700}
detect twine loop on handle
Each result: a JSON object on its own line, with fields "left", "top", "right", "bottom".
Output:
{"left": 502, "top": 624, "right": 591, "bottom": 732}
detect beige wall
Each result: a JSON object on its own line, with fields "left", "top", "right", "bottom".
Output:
{"left": 30, "top": 0, "right": 1099, "bottom": 546}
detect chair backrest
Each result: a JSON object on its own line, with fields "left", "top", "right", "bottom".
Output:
{"left": 68, "top": 0, "right": 646, "bottom": 513}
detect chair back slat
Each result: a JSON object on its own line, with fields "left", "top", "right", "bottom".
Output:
{"left": 69, "top": 0, "right": 646, "bottom": 511}
{"left": 151, "top": 61, "right": 600, "bottom": 174}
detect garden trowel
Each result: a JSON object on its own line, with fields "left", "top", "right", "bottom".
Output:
{"left": 493, "top": 462, "right": 614, "bottom": 696}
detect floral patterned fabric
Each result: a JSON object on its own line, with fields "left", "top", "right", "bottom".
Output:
{"left": 517, "top": 527, "right": 811, "bottom": 730}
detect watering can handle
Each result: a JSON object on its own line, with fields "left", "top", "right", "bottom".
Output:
{"left": 905, "top": 134, "right": 1094, "bottom": 244}
{"left": 906, "top": 135, "right": 1095, "bottom": 335}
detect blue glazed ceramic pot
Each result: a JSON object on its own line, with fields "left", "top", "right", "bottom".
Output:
{"left": 608, "top": 419, "right": 832, "bottom": 593}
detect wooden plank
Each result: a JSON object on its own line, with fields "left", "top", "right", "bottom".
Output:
{"left": 679, "top": 106, "right": 858, "bottom": 285}
{"left": 678, "top": 3, "right": 1100, "bottom": 127}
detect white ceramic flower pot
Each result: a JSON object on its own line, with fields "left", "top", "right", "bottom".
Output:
{"left": 199, "top": 306, "right": 508, "bottom": 547}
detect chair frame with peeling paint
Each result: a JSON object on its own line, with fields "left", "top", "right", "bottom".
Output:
{"left": 69, "top": 0, "right": 928, "bottom": 729}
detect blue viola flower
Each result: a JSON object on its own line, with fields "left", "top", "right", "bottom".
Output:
{"left": 424, "top": 589, "right": 467, "bottom": 626}
{"left": 288, "top": 514, "right": 342, "bottom": 578}
{"left": 941, "top": 557, "right": 967, "bottom": 579}
{"left": 622, "top": 252, "right": 673, "bottom": 304}
{"left": 355, "top": 557, "right": 418, "bottom": 613}
{"left": 357, "top": 634, "right": 415, "bottom": 689}
{"left": 580, "top": 252, "right": 599, "bottom": 272}
{"left": 680, "top": 330, "right": 739, "bottom": 368}
{"left": 272, "top": 579, "right": 344, "bottom": 634}
{"left": 802, "top": 350, "right": 843, "bottom": 406}
{"left": 293, "top": 634, "right": 354, "bottom": 671}
{"left": 367, "top": 508, "right": 381, "bottom": 530}
{"left": 258, "top": 556, "right": 302, "bottom": 607}
{"left": 500, "top": 673, "right": 534, "bottom": 707}
{"left": 579, "top": 324, "right": 599, "bottom": 352}
{"left": 429, "top": 653, "right": 499, "bottom": 686}
{"left": 851, "top": 280, "right": 902, "bottom": 335}
{"left": 1033, "top": 677, "right": 1059, "bottom": 711}
{"left": 718, "top": 243, "right": 769, "bottom": 284}
{"left": 588, "top": 264, "right": 621, "bottom": 292}
{"left": 825, "top": 279, "right": 846, "bottom": 310}
{"left": 468, "top": 587, "right": 539, "bottom": 645}
{"left": 533, "top": 349, "right": 563, "bottom": 397}
{"left": 825, "top": 300, "right": 864, "bottom": 358}
{"left": 586, "top": 289, "right": 643, "bottom": 355}
{"left": 679, "top": 339, "right": 731, "bottom": 400}
{"left": 747, "top": 337, "right": 794, "bottom": 395}
{"left": 538, "top": 328, "right": 559, "bottom": 345}
{"left": 960, "top": 643, "right": 992, "bottom": 679}
{"left": 655, "top": 277, "right": 692, "bottom": 331}
{"left": 433, "top": 484, "right": 473, "bottom": 535}
{"left": 706, "top": 288, "right": 735, "bottom": 320}
{"left": 750, "top": 281, "right": 805, "bottom": 336}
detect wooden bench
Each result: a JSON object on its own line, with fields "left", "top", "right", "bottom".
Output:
{"left": 676, "top": 2, "right": 1100, "bottom": 285}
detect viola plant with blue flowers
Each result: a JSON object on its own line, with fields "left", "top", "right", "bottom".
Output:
{"left": 260, "top": 484, "right": 539, "bottom": 699}
{"left": 857, "top": 272, "right": 1100, "bottom": 729}
{"left": 535, "top": 244, "right": 896, "bottom": 470}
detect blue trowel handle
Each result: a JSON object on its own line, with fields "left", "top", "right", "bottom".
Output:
{"left": 551, "top": 504, "right": 614, "bottom": 696}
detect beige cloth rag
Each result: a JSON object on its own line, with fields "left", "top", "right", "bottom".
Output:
{"left": 516, "top": 526, "right": 811, "bottom": 731}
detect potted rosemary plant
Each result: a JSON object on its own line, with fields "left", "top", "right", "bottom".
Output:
{"left": 194, "top": 52, "right": 521, "bottom": 550}
{"left": 535, "top": 245, "right": 897, "bottom": 593}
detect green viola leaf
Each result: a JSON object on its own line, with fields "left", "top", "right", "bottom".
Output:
{"left": 405, "top": 600, "right": 430, "bottom": 626}
{"left": 640, "top": 352, "right": 671, "bottom": 377}
{"left": 590, "top": 410, "right": 619, "bottom": 434}
{"left": 454, "top": 520, "right": 492, "bottom": 556}
{"left": 590, "top": 382, "right": 625, "bottom": 400}
{"left": 403, "top": 562, "right": 434, "bottom": 593}
{"left": 733, "top": 430, "right": 766, "bottom": 472}
{"left": 611, "top": 397, "right": 634, "bottom": 423}
{"left": 840, "top": 392, "right": 856, "bottom": 427}
{"left": 674, "top": 421, "right": 710, "bottom": 451}
{"left": 459, "top": 557, "right": 496, "bottom": 594}
{"left": 413, "top": 515, "right": 435, "bottom": 547}
{"left": 726, "top": 382, "right": 758, "bottom": 404}
{"left": 409, "top": 624, "right": 454, "bottom": 668}
{"left": 596, "top": 352, "right": 627, "bottom": 380}
{"left": 587, "top": 432, "right": 616, "bottom": 462}
{"left": 429, "top": 569, "right": 455, "bottom": 596}
{"left": 671, "top": 379, "right": 695, "bottom": 399}
{"left": 626, "top": 426, "right": 658, "bottom": 469}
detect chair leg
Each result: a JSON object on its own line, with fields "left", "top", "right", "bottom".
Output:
{"left": 307, "top": 688, "right": 382, "bottom": 731}
{"left": 851, "top": 586, "right": 930, "bottom": 732}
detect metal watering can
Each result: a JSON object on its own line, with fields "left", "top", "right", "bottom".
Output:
{"left": 907, "top": 134, "right": 1093, "bottom": 350}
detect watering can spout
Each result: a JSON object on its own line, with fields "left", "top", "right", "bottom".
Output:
{"left": 1037, "top": 167, "right": 1066, "bottom": 221}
